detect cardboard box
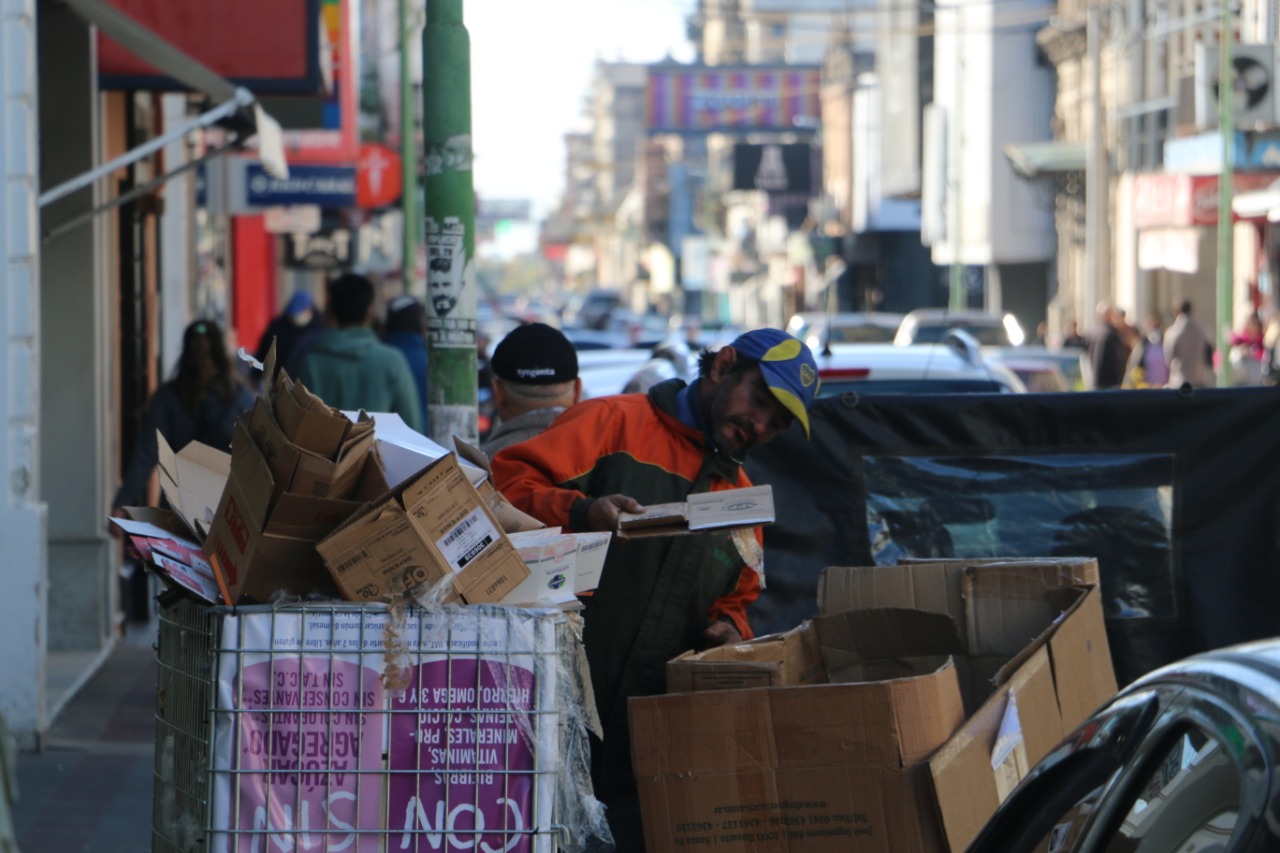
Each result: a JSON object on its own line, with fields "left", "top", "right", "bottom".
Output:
{"left": 316, "top": 453, "right": 530, "bottom": 603}
{"left": 156, "top": 431, "right": 232, "bottom": 539}
{"left": 248, "top": 397, "right": 374, "bottom": 499}
{"left": 205, "top": 422, "right": 383, "bottom": 603}
{"left": 666, "top": 621, "right": 826, "bottom": 693}
{"left": 630, "top": 560, "right": 1116, "bottom": 852}
{"left": 617, "top": 485, "right": 774, "bottom": 539}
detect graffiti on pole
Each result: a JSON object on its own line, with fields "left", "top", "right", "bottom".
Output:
{"left": 425, "top": 216, "right": 476, "bottom": 348}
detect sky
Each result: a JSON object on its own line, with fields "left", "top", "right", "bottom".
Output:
{"left": 467, "top": 0, "right": 695, "bottom": 221}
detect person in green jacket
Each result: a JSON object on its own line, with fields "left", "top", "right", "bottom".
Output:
{"left": 297, "top": 273, "right": 424, "bottom": 432}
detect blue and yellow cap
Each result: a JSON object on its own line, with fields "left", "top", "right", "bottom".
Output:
{"left": 729, "top": 328, "right": 820, "bottom": 439}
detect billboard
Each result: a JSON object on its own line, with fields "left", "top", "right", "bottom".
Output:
{"left": 732, "top": 143, "right": 814, "bottom": 194}
{"left": 647, "top": 65, "right": 821, "bottom": 134}
{"left": 98, "top": 0, "right": 323, "bottom": 94}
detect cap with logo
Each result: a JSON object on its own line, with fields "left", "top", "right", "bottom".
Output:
{"left": 728, "top": 328, "right": 820, "bottom": 438}
{"left": 490, "top": 322, "right": 579, "bottom": 385}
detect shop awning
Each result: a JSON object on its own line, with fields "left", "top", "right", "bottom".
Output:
{"left": 40, "top": 0, "right": 287, "bottom": 215}
{"left": 1003, "top": 141, "right": 1086, "bottom": 179}
{"left": 1232, "top": 178, "right": 1280, "bottom": 222}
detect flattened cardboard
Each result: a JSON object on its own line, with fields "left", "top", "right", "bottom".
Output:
{"left": 316, "top": 453, "right": 529, "bottom": 604}
{"left": 155, "top": 431, "right": 231, "bottom": 539}
{"left": 617, "top": 485, "right": 774, "bottom": 538}
{"left": 666, "top": 621, "right": 826, "bottom": 693}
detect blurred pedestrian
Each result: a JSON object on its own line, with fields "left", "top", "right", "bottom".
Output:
{"left": 1228, "top": 312, "right": 1266, "bottom": 386}
{"left": 1164, "top": 299, "right": 1212, "bottom": 388}
{"left": 112, "top": 319, "right": 255, "bottom": 511}
{"left": 1061, "top": 319, "right": 1087, "bottom": 350}
{"left": 481, "top": 322, "right": 581, "bottom": 457}
{"left": 1088, "top": 301, "right": 1128, "bottom": 389}
{"left": 1124, "top": 312, "right": 1169, "bottom": 388}
{"left": 253, "top": 290, "right": 322, "bottom": 383}
{"left": 383, "top": 295, "right": 429, "bottom": 433}
{"left": 297, "top": 273, "right": 424, "bottom": 432}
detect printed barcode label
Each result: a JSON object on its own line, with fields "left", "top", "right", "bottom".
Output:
{"left": 435, "top": 509, "right": 500, "bottom": 572}
{"left": 442, "top": 515, "right": 476, "bottom": 547}
{"left": 335, "top": 550, "right": 369, "bottom": 574}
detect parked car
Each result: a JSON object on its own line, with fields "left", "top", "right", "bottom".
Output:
{"left": 987, "top": 344, "right": 1088, "bottom": 390}
{"left": 785, "top": 311, "right": 904, "bottom": 350}
{"left": 815, "top": 330, "right": 1026, "bottom": 397}
{"left": 894, "top": 308, "right": 1026, "bottom": 348}
{"left": 969, "top": 637, "right": 1280, "bottom": 852}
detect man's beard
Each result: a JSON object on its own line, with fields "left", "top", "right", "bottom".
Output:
{"left": 705, "top": 374, "right": 757, "bottom": 460}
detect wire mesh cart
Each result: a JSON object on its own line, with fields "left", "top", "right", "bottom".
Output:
{"left": 152, "top": 598, "right": 604, "bottom": 852}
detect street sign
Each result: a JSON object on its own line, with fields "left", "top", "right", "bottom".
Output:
{"left": 356, "top": 143, "right": 403, "bottom": 209}
{"left": 246, "top": 163, "right": 356, "bottom": 208}
{"left": 283, "top": 228, "right": 355, "bottom": 270}
{"left": 263, "top": 205, "right": 322, "bottom": 234}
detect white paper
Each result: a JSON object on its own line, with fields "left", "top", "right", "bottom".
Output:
{"left": 991, "top": 692, "right": 1024, "bottom": 769}
{"left": 342, "top": 411, "right": 488, "bottom": 487}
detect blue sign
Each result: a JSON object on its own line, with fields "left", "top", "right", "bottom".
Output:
{"left": 1163, "top": 132, "right": 1244, "bottom": 175}
{"left": 245, "top": 163, "right": 356, "bottom": 208}
{"left": 1241, "top": 134, "right": 1280, "bottom": 171}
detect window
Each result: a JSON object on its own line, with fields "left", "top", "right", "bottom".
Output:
{"left": 863, "top": 454, "right": 1176, "bottom": 619}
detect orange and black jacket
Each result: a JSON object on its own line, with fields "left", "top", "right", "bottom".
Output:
{"left": 491, "top": 378, "right": 762, "bottom": 790}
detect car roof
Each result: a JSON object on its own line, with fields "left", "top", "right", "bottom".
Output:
{"left": 900, "top": 308, "right": 1012, "bottom": 322}
{"left": 814, "top": 341, "right": 1026, "bottom": 392}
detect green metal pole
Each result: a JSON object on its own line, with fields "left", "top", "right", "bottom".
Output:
{"left": 422, "top": 0, "right": 477, "bottom": 446}
{"left": 400, "top": 0, "right": 419, "bottom": 300}
{"left": 1216, "top": 15, "right": 1234, "bottom": 384}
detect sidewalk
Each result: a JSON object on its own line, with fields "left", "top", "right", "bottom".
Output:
{"left": 14, "top": 625, "right": 157, "bottom": 853}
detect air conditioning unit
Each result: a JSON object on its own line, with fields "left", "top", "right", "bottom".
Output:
{"left": 1194, "top": 42, "right": 1279, "bottom": 130}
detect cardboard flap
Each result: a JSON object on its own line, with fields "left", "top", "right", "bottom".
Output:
{"left": 274, "top": 378, "right": 350, "bottom": 457}
{"left": 818, "top": 562, "right": 966, "bottom": 625}
{"left": 453, "top": 436, "right": 491, "bottom": 474}
{"left": 815, "top": 607, "right": 965, "bottom": 664}
{"left": 265, "top": 492, "right": 363, "bottom": 539}
{"left": 290, "top": 428, "right": 374, "bottom": 498}
{"left": 229, "top": 422, "right": 276, "bottom": 528}
{"left": 261, "top": 339, "right": 278, "bottom": 397}
{"left": 247, "top": 397, "right": 301, "bottom": 496}
{"left": 929, "top": 646, "right": 1061, "bottom": 853}
{"left": 155, "top": 430, "right": 231, "bottom": 538}
{"left": 963, "top": 566, "right": 1075, "bottom": 658}
{"left": 476, "top": 480, "right": 546, "bottom": 533}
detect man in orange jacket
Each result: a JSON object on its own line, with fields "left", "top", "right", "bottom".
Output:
{"left": 491, "top": 328, "right": 819, "bottom": 850}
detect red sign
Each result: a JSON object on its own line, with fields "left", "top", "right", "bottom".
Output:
{"left": 356, "top": 144, "right": 403, "bottom": 209}
{"left": 1134, "top": 171, "right": 1279, "bottom": 227}
{"left": 98, "top": 0, "right": 321, "bottom": 95}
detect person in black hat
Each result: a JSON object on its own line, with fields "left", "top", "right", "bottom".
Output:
{"left": 480, "top": 322, "right": 581, "bottom": 457}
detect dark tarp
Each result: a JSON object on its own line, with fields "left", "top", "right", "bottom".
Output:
{"left": 744, "top": 386, "right": 1280, "bottom": 686}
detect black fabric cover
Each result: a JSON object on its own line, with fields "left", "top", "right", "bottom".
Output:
{"left": 745, "top": 386, "right": 1280, "bottom": 686}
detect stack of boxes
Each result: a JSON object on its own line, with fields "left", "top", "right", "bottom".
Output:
{"left": 204, "top": 363, "right": 389, "bottom": 603}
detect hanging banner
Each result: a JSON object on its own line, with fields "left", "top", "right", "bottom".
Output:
{"left": 646, "top": 65, "right": 821, "bottom": 134}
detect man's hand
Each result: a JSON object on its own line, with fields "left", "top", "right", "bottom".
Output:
{"left": 586, "top": 494, "right": 646, "bottom": 532}
{"left": 703, "top": 620, "right": 743, "bottom": 648}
